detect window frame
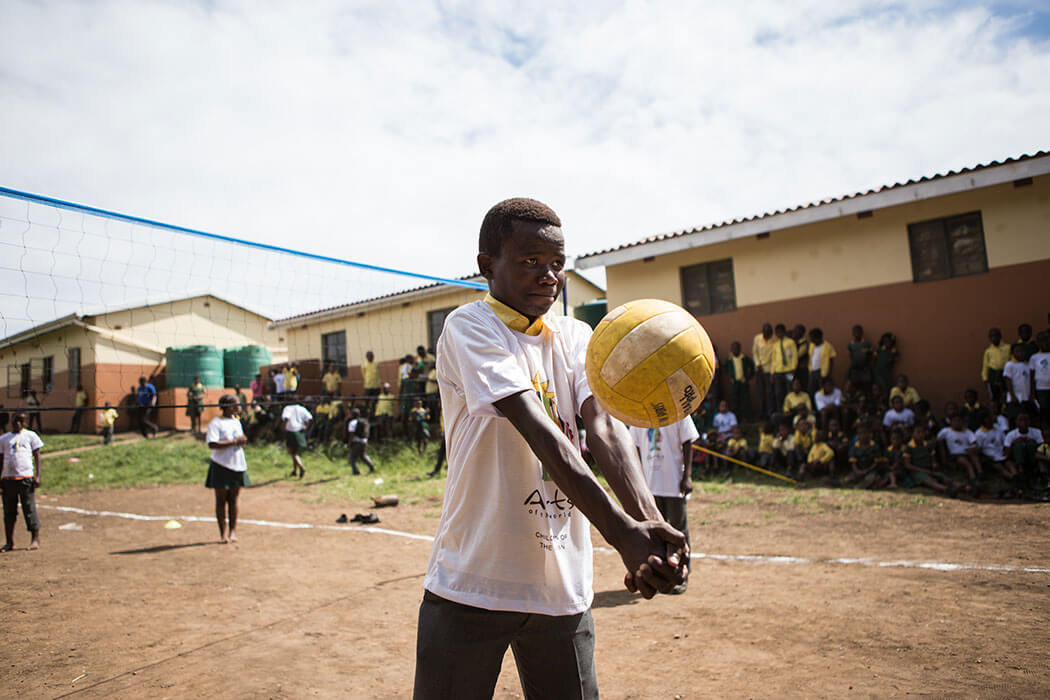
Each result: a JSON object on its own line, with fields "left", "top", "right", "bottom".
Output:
{"left": 427, "top": 307, "right": 456, "bottom": 351}
{"left": 68, "top": 347, "right": 82, "bottom": 389}
{"left": 321, "top": 330, "right": 348, "bottom": 374}
{"left": 907, "top": 211, "right": 988, "bottom": 283}
{"left": 679, "top": 258, "right": 737, "bottom": 318}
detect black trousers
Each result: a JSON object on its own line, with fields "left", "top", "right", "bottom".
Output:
{"left": 414, "top": 591, "right": 597, "bottom": 700}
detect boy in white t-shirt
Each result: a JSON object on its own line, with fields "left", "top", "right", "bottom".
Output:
{"left": 1029, "top": 331, "right": 1050, "bottom": 427}
{"left": 882, "top": 396, "right": 915, "bottom": 440}
{"left": 1003, "top": 343, "right": 1033, "bottom": 420}
{"left": 936, "top": 413, "right": 981, "bottom": 495}
{"left": 205, "top": 395, "right": 249, "bottom": 543}
{"left": 629, "top": 415, "right": 700, "bottom": 594}
{"left": 415, "top": 198, "right": 687, "bottom": 699}
{"left": 710, "top": 399, "right": 737, "bottom": 454}
{"left": 1, "top": 413, "right": 44, "bottom": 551}
{"left": 281, "top": 402, "right": 312, "bottom": 479}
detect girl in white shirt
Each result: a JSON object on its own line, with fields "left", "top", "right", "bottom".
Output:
{"left": 205, "top": 395, "right": 249, "bottom": 543}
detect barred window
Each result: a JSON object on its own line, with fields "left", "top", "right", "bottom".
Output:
{"left": 907, "top": 211, "right": 988, "bottom": 282}
{"left": 321, "top": 331, "right": 347, "bottom": 371}
{"left": 680, "top": 259, "right": 736, "bottom": 317}
{"left": 427, "top": 307, "right": 455, "bottom": 350}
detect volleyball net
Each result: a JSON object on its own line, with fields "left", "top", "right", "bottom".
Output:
{"left": 0, "top": 186, "right": 491, "bottom": 433}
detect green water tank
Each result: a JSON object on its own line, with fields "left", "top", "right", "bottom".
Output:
{"left": 223, "top": 345, "right": 273, "bottom": 388}
{"left": 165, "top": 346, "right": 224, "bottom": 388}
{"left": 573, "top": 299, "right": 608, "bottom": 329}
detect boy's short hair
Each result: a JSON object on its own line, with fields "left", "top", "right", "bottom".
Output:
{"left": 218, "top": 394, "right": 238, "bottom": 407}
{"left": 479, "top": 198, "right": 562, "bottom": 256}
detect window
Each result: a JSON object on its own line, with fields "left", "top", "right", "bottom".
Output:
{"left": 68, "top": 348, "right": 81, "bottom": 388}
{"left": 907, "top": 211, "right": 988, "bottom": 282}
{"left": 680, "top": 259, "right": 736, "bottom": 317}
{"left": 7, "top": 366, "right": 21, "bottom": 399}
{"left": 321, "top": 331, "right": 347, "bottom": 372}
{"left": 42, "top": 356, "right": 54, "bottom": 393}
{"left": 427, "top": 307, "right": 456, "bottom": 350}
{"left": 19, "top": 362, "right": 30, "bottom": 397}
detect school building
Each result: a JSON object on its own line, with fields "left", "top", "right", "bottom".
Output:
{"left": 270, "top": 270, "right": 605, "bottom": 397}
{"left": 0, "top": 293, "right": 287, "bottom": 433}
{"left": 575, "top": 151, "right": 1050, "bottom": 414}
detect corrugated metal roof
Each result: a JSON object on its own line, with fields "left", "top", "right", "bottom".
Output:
{"left": 575, "top": 150, "right": 1049, "bottom": 264}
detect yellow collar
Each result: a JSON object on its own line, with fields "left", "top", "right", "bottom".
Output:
{"left": 484, "top": 293, "right": 551, "bottom": 336}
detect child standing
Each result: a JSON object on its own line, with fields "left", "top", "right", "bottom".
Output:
{"left": 1029, "top": 331, "right": 1050, "bottom": 428}
{"left": 409, "top": 397, "right": 430, "bottom": 454}
{"left": 205, "top": 395, "right": 249, "bottom": 543}
{"left": 722, "top": 341, "right": 754, "bottom": 422}
{"left": 1, "top": 413, "right": 43, "bottom": 551}
{"left": 806, "top": 328, "right": 837, "bottom": 398}
{"left": 346, "top": 408, "right": 375, "bottom": 475}
{"left": 99, "top": 402, "right": 118, "bottom": 445}
{"left": 281, "top": 401, "right": 312, "bottom": 479}
{"left": 1003, "top": 343, "right": 1034, "bottom": 421}
{"left": 846, "top": 325, "right": 873, "bottom": 392}
{"left": 981, "top": 328, "right": 1011, "bottom": 404}
{"left": 186, "top": 375, "right": 205, "bottom": 436}
{"left": 873, "top": 333, "right": 898, "bottom": 394}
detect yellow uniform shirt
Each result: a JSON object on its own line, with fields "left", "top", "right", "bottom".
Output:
{"left": 981, "top": 343, "right": 1011, "bottom": 381}
{"left": 807, "top": 442, "right": 835, "bottom": 465}
{"left": 783, "top": 391, "right": 812, "bottom": 414}
{"left": 770, "top": 337, "right": 798, "bottom": 373}
{"left": 100, "top": 408, "right": 118, "bottom": 428}
{"left": 727, "top": 437, "right": 749, "bottom": 452}
{"left": 730, "top": 355, "right": 744, "bottom": 381}
{"left": 374, "top": 392, "right": 396, "bottom": 417}
{"left": 811, "top": 341, "right": 837, "bottom": 378}
{"left": 361, "top": 361, "right": 380, "bottom": 390}
{"left": 889, "top": 386, "right": 921, "bottom": 407}
{"left": 76, "top": 390, "right": 88, "bottom": 408}
{"left": 758, "top": 432, "right": 774, "bottom": 454}
{"left": 752, "top": 333, "right": 774, "bottom": 373}
{"left": 322, "top": 371, "right": 341, "bottom": 393}
{"left": 426, "top": 368, "right": 439, "bottom": 394}
{"left": 793, "top": 429, "right": 814, "bottom": 455}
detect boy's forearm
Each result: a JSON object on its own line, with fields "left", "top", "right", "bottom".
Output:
{"left": 581, "top": 397, "right": 662, "bottom": 522}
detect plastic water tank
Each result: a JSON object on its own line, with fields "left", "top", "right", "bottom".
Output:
{"left": 165, "top": 346, "right": 224, "bottom": 388}
{"left": 573, "top": 300, "right": 608, "bottom": 330}
{"left": 223, "top": 345, "right": 273, "bottom": 388}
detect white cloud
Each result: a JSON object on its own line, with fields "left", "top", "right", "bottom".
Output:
{"left": 0, "top": 0, "right": 1047, "bottom": 331}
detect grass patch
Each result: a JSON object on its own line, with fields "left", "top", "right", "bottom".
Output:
{"left": 42, "top": 433, "right": 450, "bottom": 505}
{"left": 38, "top": 434, "right": 102, "bottom": 452}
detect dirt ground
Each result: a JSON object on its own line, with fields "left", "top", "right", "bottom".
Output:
{"left": 2, "top": 482, "right": 1048, "bottom": 699}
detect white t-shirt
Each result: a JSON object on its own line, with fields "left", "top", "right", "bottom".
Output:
{"left": 711, "top": 411, "right": 737, "bottom": 435}
{"left": 810, "top": 343, "right": 823, "bottom": 373}
{"left": 347, "top": 418, "right": 367, "bottom": 444}
{"left": 883, "top": 407, "right": 915, "bottom": 428}
{"left": 1003, "top": 360, "right": 1031, "bottom": 402}
{"left": 1005, "top": 427, "right": 1044, "bottom": 448}
{"left": 936, "top": 427, "right": 976, "bottom": 456}
{"left": 1, "top": 429, "right": 44, "bottom": 478}
{"left": 281, "top": 404, "right": 312, "bottom": 432}
{"left": 273, "top": 373, "right": 285, "bottom": 394}
{"left": 814, "top": 387, "right": 842, "bottom": 411}
{"left": 425, "top": 301, "right": 594, "bottom": 616}
{"left": 630, "top": 417, "right": 700, "bottom": 498}
{"left": 205, "top": 417, "right": 247, "bottom": 472}
{"left": 974, "top": 426, "right": 1005, "bottom": 461}
{"left": 1029, "top": 352, "right": 1050, "bottom": 391}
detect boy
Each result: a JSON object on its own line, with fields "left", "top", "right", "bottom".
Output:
{"left": 846, "top": 325, "right": 872, "bottom": 391}
{"left": 321, "top": 364, "right": 342, "bottom": 399}
{"left": 629, "top": 414, "right": 699, "bottom": 594}
{"left": 792, "top": 324, "right": 810, "bottom": 392}
{"left": 813, "top": 376, "right": 843, "bottom": 429}
{"left": 771, "top": 420, "right": 797, "bottom": 474}
{"left": 726, "top": 424, "right": 754, "bottom": 465}
{"left": 882, "top": 396, "right": 915, "bottom": 438}
{"left": 373, "top": 382, "right": 396, "bottom": 443}
{"left": 824, "top": 417, "right": 850, "bottom": 471}
{"left": 782, "top": 378, "right": 812, "bottom": 417}
{"left": 806, "top": 327, "right": 836, "bottom": 398}
{"left": 756, "top": 422, "right": 775, "bottom": 469}
{"left": 346, "top": 408, "right": 375, "bottom": 475}
{"left": 973, "top": 410, "right": 1017, "bottom": 493}
{"left": 70, "top": 384, "right": 88, "bottom": 433}
{"left": 981, "top": 328, "right": 1010, "bottom": 403}
{"left": 960, "top": 389, "right": 982, "bottom": 431}
{"left": 415, "top": 198, "right": 686, "bottom": 699}
{"left": 1, "top": 413, "right": 43, "bottom": 550}
{"left": 770, "top": 323, "right": 798, "bottom": 417}
{"left": 135, "top": 376, "right": 158, "bottom": 438}
{"left": 1003, "top": 343, "right": 1034, "bottom": 421}
{"left": 361, "top": 351, "right": 381, "bottom": 414}
{"left": 846, "top": 423, "right": 887, "bottom": 488}
{"left": 752, "top": 323, "right": 775, "bottom": 418}
{"left": 722, "top": 341, "right": 754, "bottom": 422}
{"left": 1017, "top": 324, "right": 1038, "bottom": 362}
{"left": 884, "top": 428, "right": 907, "bottom": 486}
{"left": 99, "top": 402, "right": 119, "bottom": 445}
{"left": 711, "top": 400, "right": 738, "bottom": 447}
{"left": 902, "top": 423, "right": 956, "bottom": 495}
{"left": 1029, "top": 331, "right": 1050, "bottom": 427}
{"left": 1005, "top": 411, "right": 1044, "bottom": 490}
{"left": 792, "top": 404, "right": 817, "bottom": 430}
{"left": 889, "top": 374, "right": 920, "bottom": 408}
{"left": 801, "top": 429, "right": 835, "bottom": 482}
{"left": 281, "top": 401, "right": 312, "bottom": 479}
{"left": 873, "top": 332, "right": 898, "bottom": 393}
{"left": 936, "top": 414, "right": 982, "bottom": 496}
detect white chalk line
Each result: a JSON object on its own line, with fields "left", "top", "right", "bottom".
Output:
{"left": 42, "top": 504, "right": 1050, "bottom": 574}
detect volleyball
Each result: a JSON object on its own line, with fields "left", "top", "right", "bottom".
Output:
{"left": 585, "top": 299, "right": 716, "bottom": 428}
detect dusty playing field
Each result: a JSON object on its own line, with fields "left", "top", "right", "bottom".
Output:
{"left": 3, "top": 482, "right": 1048, "bottom": 699}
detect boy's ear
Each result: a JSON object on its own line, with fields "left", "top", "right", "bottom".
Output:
{"left": 477, "top": 253, "right": 494, "bottom": 280}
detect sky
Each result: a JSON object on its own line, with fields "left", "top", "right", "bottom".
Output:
{"left": 1, "top": 0, "right": 1049, "bottom": 333}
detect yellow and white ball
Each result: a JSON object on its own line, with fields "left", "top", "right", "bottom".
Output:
{"left": 585, "top": 299, "right": 715, "bottom": 428}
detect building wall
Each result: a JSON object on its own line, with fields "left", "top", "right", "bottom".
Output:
{"left": 607, "top": 175, "right": 1050, "bottom": 309}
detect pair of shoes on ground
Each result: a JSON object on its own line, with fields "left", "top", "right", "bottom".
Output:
{"left": 336, "top": 513, "right": 380, "bottom": 524}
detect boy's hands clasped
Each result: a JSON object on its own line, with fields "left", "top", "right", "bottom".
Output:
{"left": 615, "top": 519, "right": 689, "bottom": 598}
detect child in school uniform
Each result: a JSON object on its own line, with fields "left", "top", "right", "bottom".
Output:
{"left": 99, "top": 402, "right": 119, "bottom": 445}
{"left": 884, "top": 428, "right": 907, "bottom": 486}
{"left": 792, "top": 404, "right": 818, "bottom": 431}
{"left": 725, "top": 424, "right": 755, "bottom": 465}
{"left": 982, "top": 327, "right": 1011, "bottom": 404}
{"left": 722, "top": 341, "right": 754, "bottom": 422}
{"left": 889, "top": 374, "right": 921, "bottom": 409}
{"left": 846, "top": 325, "right": 873, "bottom": 392}
{"left": 711, "top": 400, "right": 738, "bottom": 452}
{"left": 205, "top": 395, "right": 249, "bottom": 543}
{"left": 801, "top": 430, "right": 835, "bottom": 482}
{"left": 973, "top": 409, "right": 1017, "bottom": 495}
{"left": 824, "top": 418, "right": 850, "bottom": 472}
{"left": 806, "top": 328, "right": 836, "bottom": 398}
{"left": 792, "top": 419, "right": 815, "bottom": 477}
{"left": 1029, "top": 331, "right": 1050, "bottom": 428}
{"left": 782, "top": 378, "right": 812, "bottom": 418}
{"left": 959, "top": 389, "right": 983, "bottom": 432}
{"left": 771, "top": 421, "right": 796, "bottom": 474}
{"left": 757, "top": 422, "right": 775, "bottom": 469}
{"left": 813, "top": 377, "right": 843, "bottom": 430}
{"left": 1005, "top": 411, "right": 1044, "bottom": 491}
{"left": 846, "top": 422, "right": 888, "bottom": 489}
{"left": 902, "top": 423, "right": 957, "bottom": 496}
{"left": 937, "top": 413, "right": 982, "bottom": 496}
{"left": 873, "top": 332, "right": 898, "bottom": 394}
{"left": 882, "top": 396, "right": 915, "bottom": 441}
{"left": 1017, "top": 324, "right": 1038, "bottom": 362}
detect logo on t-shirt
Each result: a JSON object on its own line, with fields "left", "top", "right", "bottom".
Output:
{"left": 646, "top": 427, "right": 663, "bottom": 454}
{"left": 523, "top": 487, "right": 575, "bottom": 519}
{"left": 532, "top": 372, "right": 575, "bottom": 481}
